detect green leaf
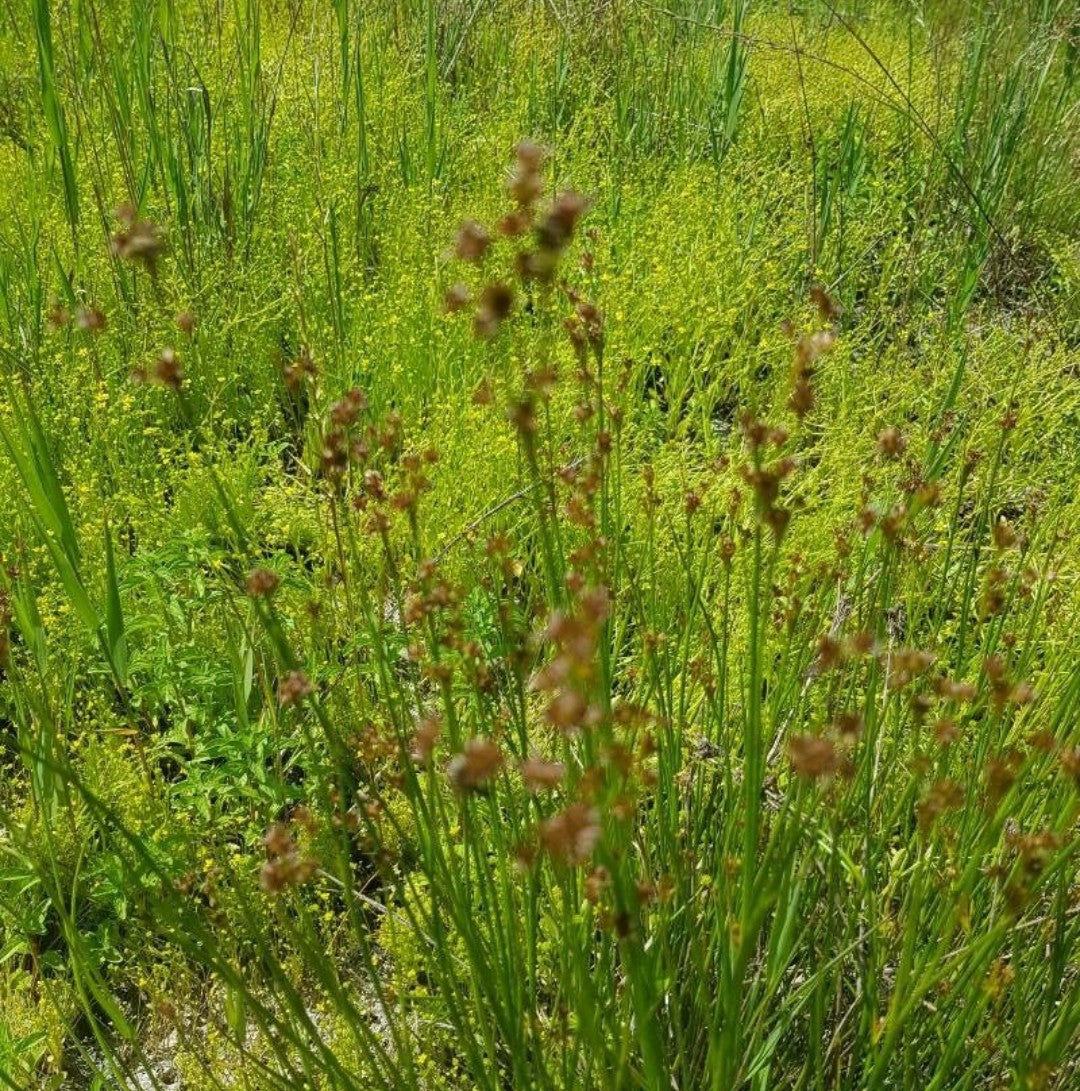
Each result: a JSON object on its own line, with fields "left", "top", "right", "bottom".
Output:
{"left": 225, "top": 981, "right": 247, "bottom": 1040}
{"left": 103, "top": 514, "right": 129, "bottom": 685}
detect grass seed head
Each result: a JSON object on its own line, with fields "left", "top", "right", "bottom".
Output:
{"left": 448, "top": 737, "right": 504, "bottom": 793}
{"left": 876, "top": 427, "right": 907, "bottom": 460}
{"left": 278, "top": 670, "right": 314, "bottom": 707}
{"left": 110, "top": 206, "right": 166, "bottom": 274}
{"left": 538, "top": 802, "right": 601, "bottom": 866}
{"left": 521, "top": 757, "right": 566, "bottom": 793}
{"left": 789, "top": 734, "right": 840, "bottom": 781}
{"left": 246, "top": 568, "right": 280, "bottom": 597}
{"left": 474, "top": 282, "right": 514, "bottom": 338}
{"left": 151, "top": 348, "right": 183, "bottom": 390}
{"left": 454, "top": 220, "right": 491, "bottom": 262}
{"left": 75, "top": 305, "right": 106, "bottom": 333}
{"left": 411, "top": 716, "right": 442, "bottom": 767}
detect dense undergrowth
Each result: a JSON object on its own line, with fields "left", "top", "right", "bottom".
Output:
{"left": 1, "top": 0, "right": 1080, "bottom": 1088}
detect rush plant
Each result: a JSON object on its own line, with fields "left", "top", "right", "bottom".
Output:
{"left": 1, "top": 3, "right": 1078, "bottom": 1090}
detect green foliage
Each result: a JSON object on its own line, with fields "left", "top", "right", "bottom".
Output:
{"left": 1, "top": 1, "right": 1079, "bottom": 1089}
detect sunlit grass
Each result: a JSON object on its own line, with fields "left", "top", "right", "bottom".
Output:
{"left": 1, "top": 1, "right": 1079, "bottom": 1088}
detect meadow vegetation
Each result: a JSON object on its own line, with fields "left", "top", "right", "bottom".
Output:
{"left": 1, "top": 0, "right": 1079, "bottom": 1087}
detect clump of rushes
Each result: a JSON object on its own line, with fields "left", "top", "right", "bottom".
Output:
{"left": 5, "top": 129, "right": 1080, "bottom": 1091}
{"left": 446, "top": 140, "right": 594, "bottom": 348}
{"left": 787, "top": 292, "right": 839, "bottom": 418}
{"left": 215, "top": 166, "right": 1078, "bottom": 1089}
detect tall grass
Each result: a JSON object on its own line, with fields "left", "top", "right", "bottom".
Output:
{"left": 30, "top": 0, "right": 79, "bottom": 242}
{"left": 1, "top": 2, "right": 1079, "bottom": 1089}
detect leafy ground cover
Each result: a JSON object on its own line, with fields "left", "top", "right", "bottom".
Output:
{"left": 1, "top": 1, "right": 1079, "bottom": 1087}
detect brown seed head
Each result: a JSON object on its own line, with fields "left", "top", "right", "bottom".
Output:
{"left": 985, "top": 749, "right": 1022, "bottom": 807}
{"left": 508, "top": 395, "right": 538, "bottom": 436}
{"left": 1059, "top": 746, "right": 1080, "bottom": 790}
{"left": 876, "top": 427, "right": 907, "bottom": 460}
{"left": 536, "top": 191, "right": 589, "bottom": 253}
{"left": 507, "top": 141, "right": 547, "bottom": 207}
{"left": 447, "top": 737, "right": 504, "bottom": 792}
{"left": 584, "top": 866, "right": 609, "bottom": 903}
{"left": 278, "top": 670, "right": 314, "bottom": 707}
{"left": 110, "top": 209, "right": 166, "bottom": 273}
{"left": 411, "top": 715, "right": 442, "bottom": 766}
{"left": 498, "top": 209, "right": 533, "bottom": 237}
{"left": 152, "top": 348, "right": 183, "bottom": 390}
{"left": 444, "top": 282, "right": 472, "bottom": 313}
{"left": 992, "top": 519, "right": 1018, "bottom": 551}
{"left": 788, "top": 379, "right": 815, "bottom": 418}
{"left": 545, "top": 690, "right": 588, "bottom": 733}
{"left": 521, "top": 756, "right": 566, "bottom": 793}
{"left": 330, "top": 387, "right": 367, "bottom": 427}
{"left": 809, "top": 284, "right": 842, "bottom": 322}
{"left": 793, "top": 329, "right": 837, "bottom": 369}
{"left": 934, "top": 718, "right": 959, "bottom": 745}
{"left": 454, "top": 220, "right": 491, "bottom": 263}
{"left": 246, "top": 568, "right": 280, "bottom": 597}
{"left": 834, "top": 711, "right": 863, "bottom": 739}
{"left": 916, "top": 779, "right": 964, "bottom": 831}
{"left": 259, "top": 852, "right": 316, "bottom": 894}
{"left": 474, "top": 282, "right": 514, "bottom": 338}
{"left": 75, "top": 306, "right": 107, "bottom": 333}
{"left": 1008, "top": 829, "right": 1063, "bottom": 875}
{"left": 283, "top": 348, "right": 317, "bottom": 391}
{"left": 538, "top": 802, "right": 601, "bottom": 865}
{"left": 789, "top": 734, "right": 840, "bottom": 780}
{"left": 514, "top": 139, "right": 547, "bottom": 173}
{"left": 47, "top": 301, "right": 71, "bottom": 328}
